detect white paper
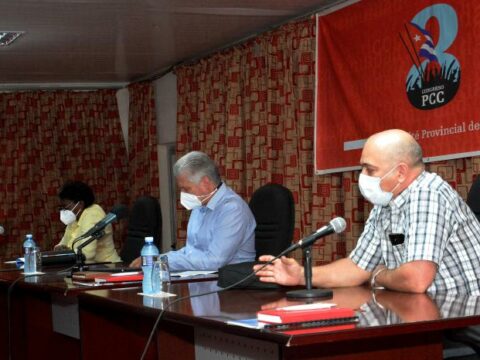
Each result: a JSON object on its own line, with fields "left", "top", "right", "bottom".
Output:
{"left": 280, "top": 302, "right": 336, "bottom": 311}
{"left": 22, "top": 271, "right": 46, "bottom": 275}
{"left": 139, "top": 291, "right": 177, "bottom": 298}
{"left": 111, "top": 271, "right": 141, "bottom": 277}
{"left": 171, "top": 270, "right": 217, "bottom": 278}
{"left": 227, "top": 318, "right": 266, "bottom": 329}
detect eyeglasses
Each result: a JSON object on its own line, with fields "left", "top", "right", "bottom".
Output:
{"left": 58, "top": 202, "right": 76, "bottom": 211}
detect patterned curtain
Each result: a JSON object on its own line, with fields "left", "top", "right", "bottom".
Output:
{"left": 128, "top": 83, "right": 160, "bottom": 201}
{"left": 175, "top": 17, "right": 480, "bottom": 265}
{"left": 0, "top": 90, "right": 129, "bottom": 260}
{"left": 175, "top": 18, "right": 347, "bottom": 263}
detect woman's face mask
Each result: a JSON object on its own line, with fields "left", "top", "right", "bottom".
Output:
{"left": 60, "top": 201, "right": 80, "bottom": 225}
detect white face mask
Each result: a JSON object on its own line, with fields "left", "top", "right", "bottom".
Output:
{"left": 358, "top": 166, "right": 399, "bottom": 206}
{"left": 180, "top": 188, "right": 218, "bottom": 210}
{"left": 60, "top": 202, "right": 80, "bottom": 225}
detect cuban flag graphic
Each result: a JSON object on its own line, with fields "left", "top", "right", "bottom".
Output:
{"left": 403, "top": 22, "right": 442, "bottom": 82}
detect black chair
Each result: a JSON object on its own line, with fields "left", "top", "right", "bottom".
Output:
{"left": 467, "top": 175, "right": 480, "bottom": 222}
{"left": 120, "top": 195, "right": 162, "bottom": 264}
{"left": 442, "top": 176, "right": 480, "bottom": 358}
{"left": 217, "top": 183, "right": 295, "bottom": 289}
{"left": 249, "top": 183, "right": 295, "bottom": 259}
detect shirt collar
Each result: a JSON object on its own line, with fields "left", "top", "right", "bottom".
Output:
{"left": 390, "top": 171, "right": 426, "bottom": 209}
{"left": 203, "top": 182, "right": 225, "bottom": 211}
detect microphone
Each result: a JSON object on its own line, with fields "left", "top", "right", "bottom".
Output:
{"left": 75, "top": 205, "right": 128, "bottom": 241}
{"left": 0, "top": 225, "right": 4, "bottom": 235}
{"left": 286, "top": 217, "right": 346, "bottom": 253}
{"left": 285, "top": 217, "right": 346, "bottom": 300}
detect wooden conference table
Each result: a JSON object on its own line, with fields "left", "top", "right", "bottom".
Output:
{"left": 79, "top": 281, "right": 480, "bottom": 360}
{"left": 0, "top": 262, "right": 214, "bottom": 360}
{"left": 2, "top": 261, "right": 480, "bottom": 360}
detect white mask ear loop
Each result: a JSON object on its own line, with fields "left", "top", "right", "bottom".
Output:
{"left": 71, "top": 201, "right": 81, "bottom": 216}
{"left": 198, "top": 187, "right": 218, "bottom": 204}
{"left": 380, "top": 165, "right": 398, "bottom": 182}
{"left": 383, "top": 166, "right": 401, "bottom": 195}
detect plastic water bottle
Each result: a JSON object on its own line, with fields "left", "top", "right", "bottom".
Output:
{"left": 23, "top": 234, "right": 37, "bottom": 274}
{"left": 141, "top": 236, "right": 159, "bottom": 294}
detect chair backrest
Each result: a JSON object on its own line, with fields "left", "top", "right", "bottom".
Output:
{"left": 467, "top": 175, "right": 480, "bottom": 222}
{"left": 120, "top": 196, "right": 162, "bottom": 264}
{"left": 249, "top": 183, "right": 295, "bottom": 259}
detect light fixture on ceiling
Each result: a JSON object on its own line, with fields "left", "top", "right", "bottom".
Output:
{"left": 0, "top": 31, "right": 25, "bottom": 46}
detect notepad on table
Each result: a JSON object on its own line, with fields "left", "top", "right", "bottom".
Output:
{"left": 171, "top": 270, "right": 217, "bottom": 278}
{"left": 72, "top": 271, "right": 143, "bottom": 283}
{"left": 257, "top": 305, "right": 355, "bottom": 324}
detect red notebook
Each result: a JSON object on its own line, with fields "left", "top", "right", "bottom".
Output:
{"left": 93, "top": 273, "right": 143, "bottom": 283}
{"left": 72, "top": 272, "right": 114, "bottom": 281}
{"left": 257, "top": 306, "right": 356, "bottom": 324}
{"left": 72, "top": 271, "right": 144, "bottom": 283}
{"left": 276, "top": 323, "right": 357, "bottom": 335}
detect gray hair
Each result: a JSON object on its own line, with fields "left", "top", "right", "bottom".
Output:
{"left": 173, "top": 151, "right": 221, "bottom": 185}
{"left": 388, "top": 134, "right": 424, "bottom": 167}
{"left": 405, "top": 140, "right": 424, "bottom": 167}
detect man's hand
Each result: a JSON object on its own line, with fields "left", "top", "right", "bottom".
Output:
{"left": 253, "top": 255, "right": 304, "bottom": 286}
{"left": 129, "top": 256, "right": 141, "bottom": 268}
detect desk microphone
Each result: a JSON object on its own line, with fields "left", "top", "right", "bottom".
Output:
{"left": 285, "top": 217, "right": 346, "bottom": 300}
{"left": 285, "top": 217, "right": 347, "bottom": 253}
{"left": 75, "top": 205, "right": 128, "bottom": 241}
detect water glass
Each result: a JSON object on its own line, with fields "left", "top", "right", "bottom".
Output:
{"left": 25, "top": 246, "right": 41, "bottom": 274}
{"left": 33, "top": 247, "right": 42, "bottom": 271}
{"left": 151, "top": 255, "right": 171, "bottom": 293}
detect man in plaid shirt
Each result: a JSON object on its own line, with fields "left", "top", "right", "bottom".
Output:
{"left": 256, "top": 129, "right": 480, "bottom": 294}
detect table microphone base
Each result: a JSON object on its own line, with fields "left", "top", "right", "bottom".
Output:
{"left": 286, "top": 288, "right": 333, "bottom": 299}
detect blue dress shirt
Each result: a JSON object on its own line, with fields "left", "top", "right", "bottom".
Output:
{"left": 165, "top": 183, "right": 256, "bottom": 271}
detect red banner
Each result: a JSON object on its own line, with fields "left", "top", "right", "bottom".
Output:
{"left": 315, "top": 0, "right": 480, "bottom": 174}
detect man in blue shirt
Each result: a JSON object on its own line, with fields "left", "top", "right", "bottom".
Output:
{"left": 131, "top": 151, "right": 256, "bottom": 271}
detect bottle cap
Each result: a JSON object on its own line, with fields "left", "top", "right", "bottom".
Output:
{"left": 145, "top": 236, "right": 154, "bottom": 243}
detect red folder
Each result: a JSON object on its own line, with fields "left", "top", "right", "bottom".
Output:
{"left": 257, "top": 306, "right": 355, "bottom": 324}
{"left": 72, "top": 271, "right": 115, "bottom": 281}
{"left": 72, "top": 271, "right": 144, "bottom": 283}
{"left": 93, "top": 273, "right": 143, "bottom": 283}
{"left": 279, "top": 322, "right": 357, "bottom": 335}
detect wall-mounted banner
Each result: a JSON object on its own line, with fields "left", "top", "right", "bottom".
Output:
{"left": 315, "top": 0, "right": 479, "bottom": 174}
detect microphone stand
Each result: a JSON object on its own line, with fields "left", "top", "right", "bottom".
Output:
{"left": 286, "top": 245, "right": 333, "bottom": 299}
{"left": 71, "top": 230, "right": 105, "bottom": 274}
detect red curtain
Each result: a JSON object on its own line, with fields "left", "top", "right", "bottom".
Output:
{"left": 175, "top": 18, "right": 480, "bottom": 265}
{"left": 0, "top": 90, "right": 129, "bottom": 260}
{"left": 175, "top": 19, "right": 340, "bottom": 262}
{"left": 127, "top": 83, "right": 160, "bottom": 201}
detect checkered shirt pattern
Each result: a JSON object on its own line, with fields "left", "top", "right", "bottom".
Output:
{"left": 350, "top": 171, "right": 480, "bottom": 294}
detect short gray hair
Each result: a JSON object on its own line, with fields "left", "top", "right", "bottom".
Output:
{"left": 405, "top": 140, "right": 424, "bottom": 167}
{"left": 173, "top": 151, "right": 221, "bottom": 185}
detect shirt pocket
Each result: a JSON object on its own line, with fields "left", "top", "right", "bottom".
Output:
{"left": 392, "top": 243, "right": 405, "bottom": 265}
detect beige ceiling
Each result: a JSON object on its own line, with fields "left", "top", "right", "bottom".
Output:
{"left": 0, "top": 0, "right": 344, "bottom": 88}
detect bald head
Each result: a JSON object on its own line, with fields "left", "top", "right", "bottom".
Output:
{"left": 364, "top": 129, "right": 423, "bottom": 168}
{"left": 360, "top": 129, "right": 425, "bottom": 199}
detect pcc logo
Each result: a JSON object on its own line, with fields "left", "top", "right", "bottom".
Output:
{"left": 400, "top": 4, "right": 460, "bottom": 110}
